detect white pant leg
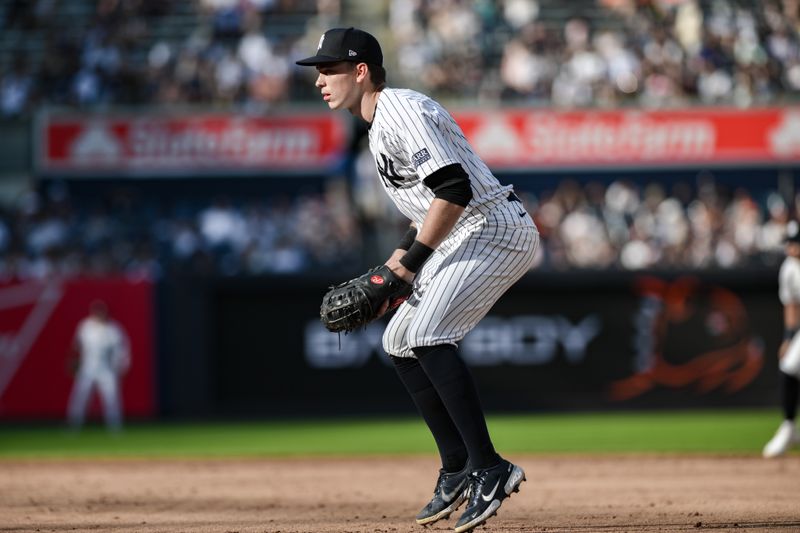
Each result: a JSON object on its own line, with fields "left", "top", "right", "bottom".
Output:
{"left": 96, "top": 368, "right": 123, "bottom": 430}
{"left": 67, "top": 372, "right": 94, "bottom": 428}
{"left": 781, "top": 330, "right": 800, "bottom": 377}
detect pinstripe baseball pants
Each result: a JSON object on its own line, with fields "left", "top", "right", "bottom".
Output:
{"left": 383, "top": 198, "right": 539, "bottom": 358}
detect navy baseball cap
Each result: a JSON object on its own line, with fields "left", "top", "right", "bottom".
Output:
{"left": 296, "top": 27, "right": 383, "bottom": 67}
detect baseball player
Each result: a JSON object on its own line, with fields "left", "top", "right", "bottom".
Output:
{"left": 67, "top": 300, "right": 130, "bottom": 432}
{"left": 763, "top": 223, "right": 800, "bottom": 457}
{"left": 297, "top": 28, "right": 538, "bottom": 532}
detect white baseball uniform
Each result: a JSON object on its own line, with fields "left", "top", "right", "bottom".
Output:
{"left": 780, "top": 255, "right": 800, "bottom": 377}
{"left": 369, "top": 88, "right": 539, "bottom": 358}
{"left": 67, "top": 316, "right": 130, "bottom": 430}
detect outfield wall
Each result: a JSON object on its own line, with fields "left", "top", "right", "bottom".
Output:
{"left": 0, "top": 270, "right": 783, "bottom": 420}
{"left": 159, "top": 270, "right": 782, "bottom": 418}
{"left": 0, "top": 278, "right": 156, "bottom": 420}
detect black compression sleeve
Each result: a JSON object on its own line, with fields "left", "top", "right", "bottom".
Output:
{"left": 423, "top": 164, "right": 473, "bottom": 207}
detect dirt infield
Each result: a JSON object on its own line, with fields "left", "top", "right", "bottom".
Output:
{"left": 1, "top": 455, "right": 798, "bottom": 533}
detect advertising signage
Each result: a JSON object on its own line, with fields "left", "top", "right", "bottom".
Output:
{"left": 453, "top": 107, "right": 800, "bottom": 169}
{"left": 38, "top": 112, "right": 349, "bottom": 176}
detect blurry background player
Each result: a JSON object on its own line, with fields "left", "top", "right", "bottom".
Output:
{"left": 297, "top": 28, "right": 535, "bottom": 533}
{"left": 67, "top": 300, "right": 130, "bottom": 432}
{"left": 763, "top": 222, "right": 800, "bottom": 458}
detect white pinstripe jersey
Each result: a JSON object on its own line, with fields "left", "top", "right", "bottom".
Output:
{"left": 780, "top": 256, "right": 800, "bottom": 305}
{"left": 368, "top": 88, "right": 512, "bottom": 230}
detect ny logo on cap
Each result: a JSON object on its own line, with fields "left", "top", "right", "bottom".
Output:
{"left": 349, "top": 50, "right": 357, "bottom": 56}
{"left": 317, "top": 33, "right": 325, "bottom": 51}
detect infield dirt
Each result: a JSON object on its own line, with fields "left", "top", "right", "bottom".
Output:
{"left": 1, "top": 455, "right": 798, "bottom": 532}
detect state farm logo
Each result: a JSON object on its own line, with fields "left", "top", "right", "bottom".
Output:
{"left": 768, "top": 111, "right": 800, "bottom": 157}
{"left": 70, "top": 122, "right": 123, "bottom": 164}
{"left": 472, "top": 117, "right": 523, "bottom": 160}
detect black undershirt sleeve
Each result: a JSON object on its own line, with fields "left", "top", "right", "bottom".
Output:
{"left": 422, "top": 163, "right": 473, "bottom": 207}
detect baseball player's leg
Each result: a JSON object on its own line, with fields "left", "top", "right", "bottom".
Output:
{"left": 391, "top": 354, "right": 471, "bottom": 524}
{"left": 404, "top": 225, "right": 536, "bottom": 531}
{"left": 96, "top": 369, "right": 123, "bottom": 431}
{"left": 780, "top": 329, "right": 800, "bottom": 377}
{"left": 383, "top": 253, "right": 473, "bottom": 469}
{"left": 391, "top": 355, "right": 467, "bottom": 470}
{"left": 763, "top": 374, "right": 800, "bottom": 458}
{"left": 386, "top": 300, "right": 465, "bottom": 466}
{"left": 412, "top": 344, "right": 498, "bottom": 468}
{"left": 408, "top": 342, "right": 528, "bottom": 533}
{"left": 384, "top": 286, "right": 470, "bottom": 524}
{"left": 781, "top": 373, "right": 799, "bottom": 421}
{"left": 764, "top": 333, "right": 800, "bottom": 458}
{"left": 66, "top": 372, "right": 93, "bottom": 429}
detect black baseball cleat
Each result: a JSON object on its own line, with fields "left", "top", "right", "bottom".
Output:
{"left": 415, "top": 465, "right": 470, "bottom": 525}
{"left": 453, "top": 459, "right": 525, "bottom": 533}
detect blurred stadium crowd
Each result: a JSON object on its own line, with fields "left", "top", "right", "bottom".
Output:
{"left": 2, "top": 0, "right": 800, "bottom": 114}
{"left": 0, "top": 175, "right": 790, "bottom": 279}
{"left": 0, "top": 0, "right": 798, "bottom": 278}
{"left": 389, "top": 0, "right": 800, "bottom": 107}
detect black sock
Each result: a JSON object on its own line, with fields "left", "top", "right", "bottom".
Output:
{"left": 391, "top": 355, "right": 468, "bottom": 472}
{"left": 782, "top": 372, "right": 799, "bottom": 421}
{"left": 412, "top": 344, "right": 500, "bottom": 470}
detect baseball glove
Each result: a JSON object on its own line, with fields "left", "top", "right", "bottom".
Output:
{"left": 320, "top": 265, "right": 412, "bottom": 333}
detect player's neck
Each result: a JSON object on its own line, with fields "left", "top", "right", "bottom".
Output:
{"left": 359, "top": 87, "right": 383, "bottom": 124}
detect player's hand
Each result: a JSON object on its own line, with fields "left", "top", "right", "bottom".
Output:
{"left": 380, "top": 250, "right": 414, "bottom": 316}
{"left": 385, "top": 253, "right": 415, "bottom": 284}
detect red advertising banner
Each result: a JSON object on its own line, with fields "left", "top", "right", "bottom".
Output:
{"left": 0, "top": 278, "right": 156, "bottom": 420}
{"left": 39, "top": 113, "right": 348, "bottom": 175}
{"left": 452, "top": 107, "right": 800, "bottom": 168}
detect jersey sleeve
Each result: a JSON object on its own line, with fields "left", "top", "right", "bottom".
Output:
{"left": 386, "top": 96, "right": 461, "bottom": 179}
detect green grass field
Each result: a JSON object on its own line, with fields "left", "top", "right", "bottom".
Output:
{"left": 0, "top": 409, "right": 788, "bottom": 459}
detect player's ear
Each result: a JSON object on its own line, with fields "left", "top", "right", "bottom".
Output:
{"left": 354, "top": 62, "right": 370, "bottom": 83}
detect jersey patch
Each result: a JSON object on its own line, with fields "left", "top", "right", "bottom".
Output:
{"left": 412, "top": 148, "right": 432, "bottom": 169}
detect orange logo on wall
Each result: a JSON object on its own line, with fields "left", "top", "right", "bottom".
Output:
{"left": 609, "top": 276, "right": 764, "bottom": 401}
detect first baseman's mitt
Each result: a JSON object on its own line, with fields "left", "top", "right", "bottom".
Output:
{"left": 320, "top": 265, "right": 412, "bottom": 333}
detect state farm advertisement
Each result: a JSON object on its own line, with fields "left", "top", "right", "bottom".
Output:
{"left": 0, "top": 278, "right": 156, "bottom": 420}
{"left": 38, "top": 113, "right": 348, "bottom": 175}
{"left": 453, "top": 107, "right": 800, "bottom": 168}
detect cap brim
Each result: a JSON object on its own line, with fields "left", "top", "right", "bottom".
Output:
{"left": 295, "top": 55, "right": 347, "bottom": 66}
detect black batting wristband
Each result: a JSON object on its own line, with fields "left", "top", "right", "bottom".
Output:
{"left": 785, "top": 327, "right": 799, "bottom": 341}
{"left": 400, "top": 240, "right": 435, "bottom": 273}
{"left": 397, "top": 226, "right": 418, "bottom": 251}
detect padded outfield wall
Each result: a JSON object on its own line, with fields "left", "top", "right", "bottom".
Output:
{"left": 155, "top": 270, "right": 781, "bottom": 418}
